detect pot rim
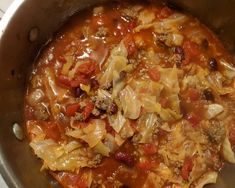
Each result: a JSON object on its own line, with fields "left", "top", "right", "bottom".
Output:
{"left": 0, "top": 1, "right": 24, "bottom": 188}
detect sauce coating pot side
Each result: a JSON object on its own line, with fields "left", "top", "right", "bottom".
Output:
{"left": 0, "top": 0, "right": 235, "bottom": 188}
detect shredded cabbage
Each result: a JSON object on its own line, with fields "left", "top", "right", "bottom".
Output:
{"left": 135, "top": 113, "right": 159, "bottom": 143}
{"left": 98, "top": 42, "right": 128, "bottom": 87}
{"left": 119, "top": 85, "right": 141, "bottom": 119}
{"left": 220, "top": 59, "right": 235, "bottom": 79}
{"left": 66, "top": 119, "right": 106, "bottom": 147}
{"left": 30, "top": 139, "right": 99, "bottom": 171}
{"left": 108, "top": 111, "right": 126, "bottom": 133}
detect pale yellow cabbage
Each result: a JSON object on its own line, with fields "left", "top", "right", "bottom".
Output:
{"left": 108, "top": 111, "right": 127, "bottom": 133}
{"left": 207, "top": 72, "right": 234, "bottom": 95}
{"left": 193, "top": 171, "right": 218, "bottom": 188}
{"left": 135, "top": 113, "right": 159, "bottom": 143}
{"left": 206, "top": 104, "right": 224, "bottom": 119}
{"left": 66, "top": 119, "right": 106, "bottom": 148}
{"left": 222, "top": 134, "right": 235, "bottom": 163}
{"left": 220, "top": 59, "right": 235, "bottom": 79}
{"left": 138, "top": 9, "right": 155, "bottom": 24}
{"left": 98, "top": 42, "right": 128, "bottom": 87}
{"left": 119, "top": 85, "right": 141, "bottom": 119}
{"left": 30, "top": 139, "right": 99, "bottom": 171}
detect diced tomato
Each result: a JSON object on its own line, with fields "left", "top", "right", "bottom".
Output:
{"left": 183, "top": 40, "right": 200, "bottom": 57}
{"left": 114, "top": 151, "right": 134, "bottom": 167}
{"left": 56, "top": 172, "right": 88, "bottom": 188}
{"left": 58, "top": 56, "right": 67, "bottom": 64}
{"left": 127, "top": 20, "right": 137, "bottom": 32}
{"left": 137, "top": 160, "right": 158, "bottom": 171}
{"left": 70, "top": 76, "right": 89, "bottom": 88}
{"left": 159, "top": 98, "right": 170, "bottom": 108}
{"left": 181, "top": 157, "right": 194, "bottom": 180}
{"left": 58, "top": 75, "right": 71, "bottom": 87}
{"left": 156, "top": 7, "right": 173, "bottom": 19}
{"left": 66, "top": 103, "right": 80, "bottom": 116}
{"left": 42, "top": 122, "right": 61, "bottom": 142}
{"left": 77, "top": 62, "right": 97, "bottom": 76}
{"left": 123, "top": 34, "right": 137, "bottom": 56}
{"left": 82, "top": 101, "right": 94, "bottom": 120}
{"left": 187, "top": 88, "right": 200, "bottom": 101}
{"left": 186, "top": 113, "right": 201, "bottom": 127}
{"left": 182, "top": 40, "right": 200, "bottom": 65}
{"left": 148, "top": 68, "right": 161, "bottom": 82}
{"left": 142, "top": 143, "right": 157, "bottom": 155}
{"left": 229, "top": 123, "right": 235, "bottom": 145}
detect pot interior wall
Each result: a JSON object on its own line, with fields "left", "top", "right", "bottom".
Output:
{"left": 0, "top": 0, "right": 234, "bottom": 188}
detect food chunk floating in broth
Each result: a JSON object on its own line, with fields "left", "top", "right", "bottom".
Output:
{"left": 25, "top": 1, "right": 235, "bottom": 187}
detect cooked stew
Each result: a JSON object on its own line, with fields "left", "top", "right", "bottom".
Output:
{"left": 25, "top": 1, "right": 235, "bottom": 187}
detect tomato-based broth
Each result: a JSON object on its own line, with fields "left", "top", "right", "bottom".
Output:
{"left": 25, "top": 1, "right": 235, "bottom": 188}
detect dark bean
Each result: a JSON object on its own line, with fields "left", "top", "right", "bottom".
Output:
{"left": 208, "top": 58, "right": 218, "bottom": 71}
{"left": 109, "top": 102, "right": 118, "bottom": 115}
{"left": 172, "top": 46, "right": 185, "bottom": 60}
{"left": 90, "top": 79, "right": 99, "bottom": 90}
{"left": 114, "top": 151, "right": 134, "bottom": 167}
{"left": 201, "top": 39, "right": 209, "bottom": 50}
{"left": 203, "top": 89, "right": 214, "bottom": 101}
{"left": 119, "top": 71, "right": 127, "bottom": 80}
{"left": 75, "top": 87, "right": 83, "bottom": 97}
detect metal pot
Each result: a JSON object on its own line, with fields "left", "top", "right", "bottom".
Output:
{"left": 0, "top": 0, "right": 234, "bottom": 187}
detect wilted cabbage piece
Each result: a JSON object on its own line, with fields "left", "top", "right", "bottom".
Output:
{"left": 108, "top": 111, "right": 127, "bottom": 133}
{"left": 98, "top": 42, "right": 128, "bottom": 87}
{"left": 66, "top": 119, "right": 106, "bottom": 147}
{"left": 134, "top": 113, "right": 159, "bottom": 143}
{"left": 207, "top": 72, "right": 234, "bottom": 95}
{"left": 30, "top": 139, "right": 99, "bottom": 171}
{"left": 193, "top": 171, "right": 218, "bottom": 188}
{"left": 220, "top": 59, "right": 235, "bottom": 79}
{"left": 222, "top": 135, "right": 235, "bottom": 163}
{"left": 138, "top": 9, "right": 155, "bottom": 24}
{"left": 119, "top": 85, "right": 141, "bottom": 119}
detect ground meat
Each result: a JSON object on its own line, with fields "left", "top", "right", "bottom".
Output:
{"left": 92, "top": 108, "right": 101, "bottom": 116}
{"left": 74, "top": 112, "right": 84, "bottom": 121}
{"left": 205, "top": 120, "right": 225, "bottom": 144}
{"left": 95, "top": 27, "right": 108, "bottom": 38}
{"left": 114, "top": 151, "right": 134, "bottom": 167}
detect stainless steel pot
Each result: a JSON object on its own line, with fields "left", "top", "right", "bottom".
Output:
{"left": 0, "top": 0, "right": 235, "bottom": 187}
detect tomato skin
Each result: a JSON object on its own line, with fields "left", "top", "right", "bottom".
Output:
{"left": 186, "top": 113, "right": 201, "bottom": 127}
{"left": 70, "top": 76, "right": 90, "bottom": 88}
{"left": 137, "top": 160, "right": 158, "bottom": 171}
{"left": 66, "top": 103, "right": 80, "bottom": 116}
{"left": 82, "top": 101, "right": 94, "bottom": 120}
{"left": 142, "top": 144, "right": 157, "bottom": 155}
{"left": 77, "top": 62, "right": 97, "bottom": 76}
{"left": 58, "top": 56, "right": 67, "bottom": 64}
{"left": 182, "top": 40, "right": 200, "bottom": 65}
{"left": 159, "top": 98, "right": 170, "bottom": 108}
{"left": 123, "top": 34, "right": 137, "bottom": 56}
{"left": 187, "top": 88, "right": 200, "bottom": 101}
{"left": 58, "top": 75, "right": 71, "bottom": 87}
{"left": 42, "top": 122, "right": 61, "bottom": 142}
{"left": 181, "top": 157, "right": 194, "bottom": 180}
{"left": 56, "top": 172, "right": 88, "bottom": 188}
{"left": 148, "top": 68, "right": 161, "bottom": 82}
{"left": 157, "top": 7, "right": 173, "bottom": 19}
